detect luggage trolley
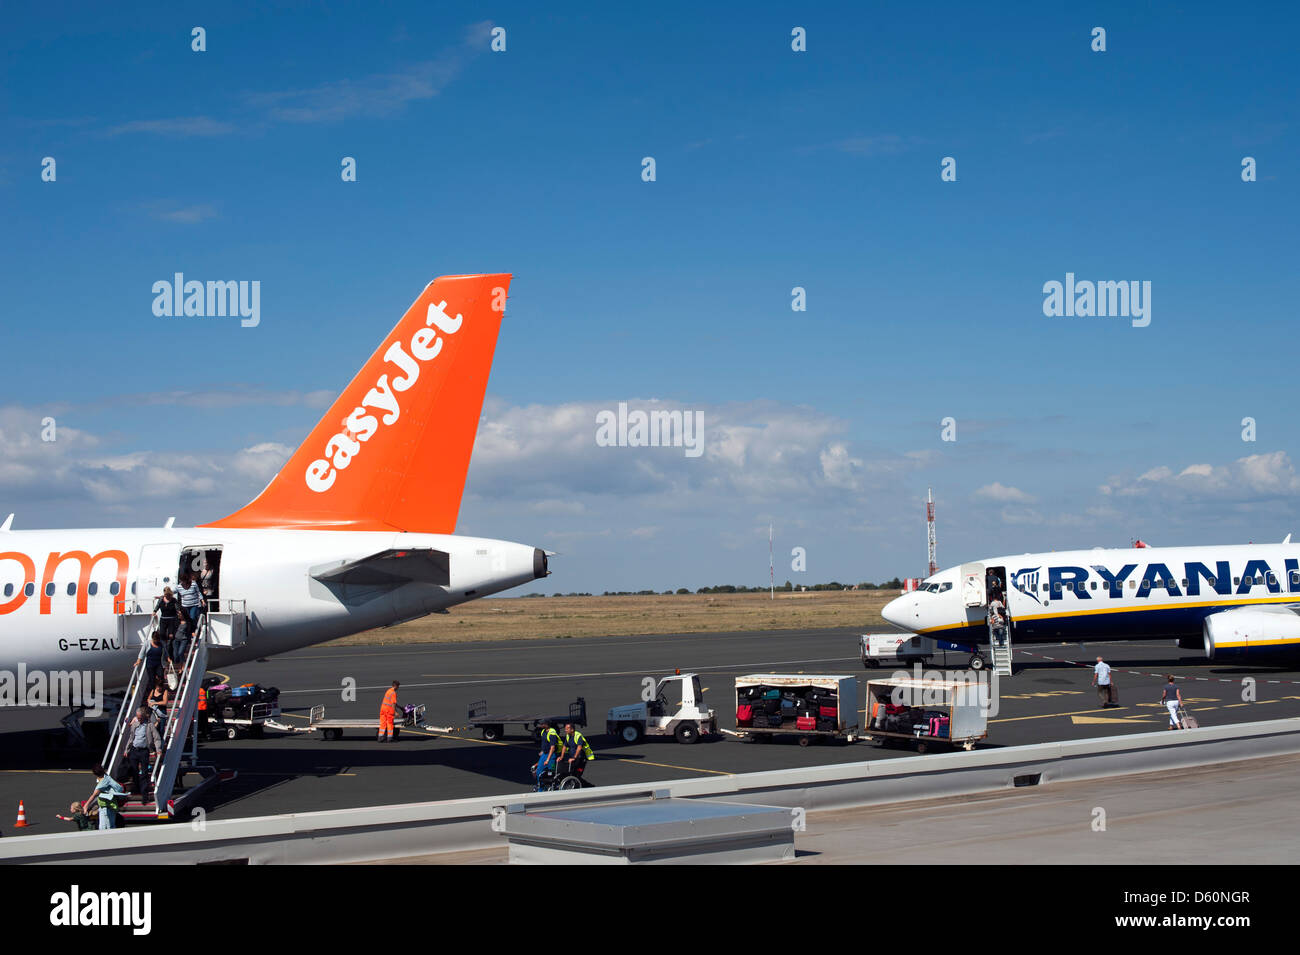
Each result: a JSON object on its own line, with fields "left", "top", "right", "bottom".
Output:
{"left": 207, "top": 701, "right": 281, "bottom": 740}
{"left": 864, "top": 677, "right": 989, "bottom": 753}
{"left": 204, "top": 681, "right": 284, "bottom": 740}
{"left": 467, "top": 697, "right": 587, "bottom": 742}
{"left": 734, "top": 675, "right": 859, "bottom": 747}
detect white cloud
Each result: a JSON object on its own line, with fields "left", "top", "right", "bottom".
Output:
{"left": 107, "top": 116, "right": 236, "bottom": 137}
{"left": 245, "top": 22, "right": 493, "bottom": 125}
{"left": 974, "top": 482, "right": 1035, "bottom": 503}
{"left": 467, "top": 398, "right": 925, "bottom": 505}
{"left": 1102, "top": 452, "right": 1300, "bottom": 502}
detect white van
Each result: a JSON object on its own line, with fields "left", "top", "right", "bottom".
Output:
{"left": 859, "top": 632, "right": 937, "bottom": 668}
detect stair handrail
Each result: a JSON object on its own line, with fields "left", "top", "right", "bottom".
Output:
{"left": 150, "top": 616, "right": 209, "bottom": 808}
{"left": 101, "top": 611, "right": 159, "bottom": 777}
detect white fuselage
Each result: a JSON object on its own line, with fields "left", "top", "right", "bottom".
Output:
{"left": 0, "top": 526, "right": 541, "bottom": 690}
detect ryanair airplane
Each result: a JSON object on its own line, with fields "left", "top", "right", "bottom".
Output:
{"left": 881, "top": 540, "right": 1300, "bottom": 668}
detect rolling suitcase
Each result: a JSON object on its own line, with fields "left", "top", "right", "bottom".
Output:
{"left": 1178, "top": 705, "right": 1198, "bottom": 729}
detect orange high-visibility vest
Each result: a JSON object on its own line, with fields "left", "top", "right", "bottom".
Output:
{"left": 197, "top": 688, "right": 207, "bottom": 711}
{"left": 381, "top": 687, "right": 398, "bottom": 711}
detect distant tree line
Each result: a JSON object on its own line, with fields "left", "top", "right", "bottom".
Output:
{"left": 521, "top": 579, "right": 903, "bottom": 598}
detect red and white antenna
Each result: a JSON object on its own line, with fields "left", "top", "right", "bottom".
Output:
{"left": 926, "top": 488, "right": 938, "bottom": 577}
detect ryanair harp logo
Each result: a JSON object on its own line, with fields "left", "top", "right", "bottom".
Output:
{"left": 1012, "top": 567, "right": 1041, "bottom": 605}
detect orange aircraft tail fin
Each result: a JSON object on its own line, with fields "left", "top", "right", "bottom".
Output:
{"left": 203, "top": 273, "right": 510, "bottom": 533}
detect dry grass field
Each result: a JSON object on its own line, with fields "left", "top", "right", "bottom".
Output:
{"left": 326, "top": 589, "right": 896, "bottom": 646}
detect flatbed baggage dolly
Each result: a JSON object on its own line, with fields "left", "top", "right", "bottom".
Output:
{"left": 309, "top": 703, "right": 431, "bottom": 740}
{"left": 467, "top": 697, "right": 587, "bottom": 742}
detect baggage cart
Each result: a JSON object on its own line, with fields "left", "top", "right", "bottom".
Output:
{"left": 864, "top": 677, "right": 988, "bottom": 752}
{"left": 733, "top": 674, "right": 859, "bottom": 746}
{"left": 467, "top": 697, "right": 586, "bottom": 741}
{"left": 206, "top": 700, "right": 281, "bottom": 740}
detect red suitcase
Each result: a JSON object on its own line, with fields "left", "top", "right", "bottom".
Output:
{"left": 795, "top": 716, "right": 816, "bottom": 731}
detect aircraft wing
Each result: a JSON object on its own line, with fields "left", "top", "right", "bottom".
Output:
{"left": 310, "top": 548, "right": 451, "bottom": 587}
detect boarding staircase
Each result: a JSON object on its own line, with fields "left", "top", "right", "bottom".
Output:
{"left": 990, "top": 627, "right": 1014, "bottom": 677}
{"left": 104, "top": 603, "right": 247, "bottom": 820}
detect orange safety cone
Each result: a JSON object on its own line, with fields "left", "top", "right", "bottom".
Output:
{"left": 14, "top": 800, "right": 29, "bottom": 828}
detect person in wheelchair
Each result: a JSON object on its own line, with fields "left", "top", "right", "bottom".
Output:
{"left": 558, "top": 721, "right": 595, "bottom": 787}
{"left": 530, "top": 719, "right": 561, "bottom": 791}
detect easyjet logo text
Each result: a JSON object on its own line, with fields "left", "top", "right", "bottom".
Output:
{"left": 0, "top": 550, "right": 130, "bottom": 616}
{"left": 305, "top": 300, "right": 463, "bottom": 493}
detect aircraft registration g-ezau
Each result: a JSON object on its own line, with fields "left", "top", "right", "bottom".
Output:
{"left": 882, "top": 541, "right": 1300, "bottom": 664}
{"left": 0, "top": 273, "right": 548, "bottom": 691}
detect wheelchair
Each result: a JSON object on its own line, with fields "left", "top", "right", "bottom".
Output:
{"left": 536, "top": 757, "right": 588, "bottom": 791}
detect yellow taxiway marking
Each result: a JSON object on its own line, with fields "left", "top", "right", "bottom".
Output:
{"left": 1070, "top": 714, "right": 1159, "bottom": 725}
{"left": 626, "top": 758, "right": 731, "bottom": 776}
{"left": 992, "top": 707, "right": 1154, "bottom": 724}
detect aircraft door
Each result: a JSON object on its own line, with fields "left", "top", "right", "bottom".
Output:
{"left": 117, "top": 543, "right": 181, "bottom": 652}
{"left": 960, "top": 562, "right": 986, "bottom": 608}
{"left": 130, "top": 543, "right": 183, "bottom": 614}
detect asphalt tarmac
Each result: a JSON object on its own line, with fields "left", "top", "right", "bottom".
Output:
{"left": 4, "top": 627, "right": 1298, "bottom": 834}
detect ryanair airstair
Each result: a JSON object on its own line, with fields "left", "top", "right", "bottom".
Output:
{"left": 989, "top": 616, "right": 1014, "bottom": 677}
{"left": 991, "top": 639, "right": 1013, "bottom": 677}
{"left": 104, "top": 608, "right": 243, "bottom": 821}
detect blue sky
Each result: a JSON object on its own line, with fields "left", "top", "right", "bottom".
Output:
{"left": 2, "top": 2, "right": 1298, "bottom": 592}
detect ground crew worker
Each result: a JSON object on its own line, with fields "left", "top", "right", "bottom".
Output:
{"left": 378, "top": 680, "right": 399, "bottom": 742}
{"left": 559, "top": 722, "right": 595, "bottom": 787}
{"left": 531, "top": 719, "right": 560, "bottom": 790}
{"left": 196, "top": 684, "right": 208, "bottom": 737}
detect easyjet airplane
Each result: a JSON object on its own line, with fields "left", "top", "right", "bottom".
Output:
{"left": 0, "top": 273, "right": 548, "bottom": 694}
{"left": 881, "top": 541, "right": 1300, "bottom": 667}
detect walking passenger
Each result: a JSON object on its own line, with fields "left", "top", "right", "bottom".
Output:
{"left": 176, "top": 573, "right": 205, "bottom": 631}
{"left": 123, "top": 706, "right": 163, "bottom": 801}
{"left": 134, "top": 634, "right": 166, "bottom": 696}
{"left": 87, "top": 765, "right": 126, "bottom": 830}
{"left": 1091, "top": 656, "right": 1116, "bottom": 708}
{"left": 1160, "top": 675, "right": 1183, "bottom": 730}
{"left": 987, "top": 595, "right": 1008, "bottom": 648}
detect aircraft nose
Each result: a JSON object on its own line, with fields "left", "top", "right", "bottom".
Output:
{"left": 882, "top": 593, "right": 910, "bottom": 629}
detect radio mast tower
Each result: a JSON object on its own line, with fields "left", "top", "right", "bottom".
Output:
{"left": 926, "top": 488, "right": 938, "bottom": 577}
